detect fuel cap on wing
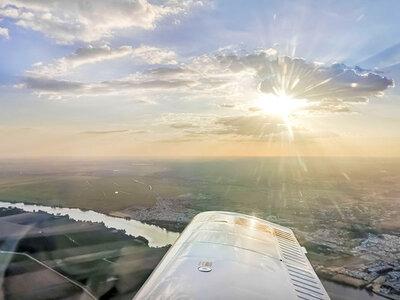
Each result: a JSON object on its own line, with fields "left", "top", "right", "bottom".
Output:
{"left": 198, "top": 261, "right": 212, "bottom": 272}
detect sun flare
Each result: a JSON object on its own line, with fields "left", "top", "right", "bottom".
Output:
{"left": 257, "top": 93, "right": 308, "bottom": 117}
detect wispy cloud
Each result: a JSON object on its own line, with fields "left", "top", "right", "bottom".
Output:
{"left": 29, "top": 44, "right": 176, "bottom": 77}
{"left": 170, "top": 123, "right": 199, "bottom": 129}
{"left": 0, "top": 26, "right": 8, "bottom": 38}
{"left": 81, "top": 130, "right": 129, "bottom": 135}
{"left": 219, "top": 103, "right": 236, "bottom": 108}
{"left": 161, "top": 113, "right": 335, "bottom": 144}
{"left": 213, "top": 115, "right": 287, "bottom": 137}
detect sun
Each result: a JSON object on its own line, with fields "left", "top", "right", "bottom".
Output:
{"left": 256, "top": 92, "right": 307, "bottom": 117}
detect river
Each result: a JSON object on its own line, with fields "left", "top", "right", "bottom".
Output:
{"left": 322, "top": 280, "right": 389, "bottom": 300}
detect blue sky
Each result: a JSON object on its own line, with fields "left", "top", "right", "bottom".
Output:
{"left": 0, "top": 0, "right": 399, "bottom": 157}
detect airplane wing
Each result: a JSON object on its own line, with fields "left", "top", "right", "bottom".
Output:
{"left": 134, "top": 211, "right": 331, "bottom": 299}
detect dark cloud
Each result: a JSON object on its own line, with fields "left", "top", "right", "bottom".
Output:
{"left": 22, "top": 76, "right": 84, "bottom": 92}
{"left": 21, "top": 76, "right": 195, "bottom": 95}
{"left": 248, "top": 57, "right": 394, "bottom": 103}
{"left": 213, "top": 53, "right": 394, "bottom": 112}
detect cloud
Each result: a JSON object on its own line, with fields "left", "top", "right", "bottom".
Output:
{"left": 159, "top": 112, "right": 336, "bottom": 144}
{"left": 219, "top": 103, "right": 235, "bottom": 108}
{"left": 202, "top": 50, "right": 393, "bottom": 111}
{"left": 164, "top": 114, "right": 288, "bottom": 139}
{"left": 182, "top": 115, "right": 337, "bottom": 143}
{"left": 155, "top": 137, "right": 204, "bottom": 143}
{"left": 0, "top": 0, "right": 206, "bottom": 44}
{"left": 82, "top": 130, "right": 129, "bottom": 135}
{"left": 21, "top": 76, "right": 84, "bottom": 93}
{"left": 161, "top": 113, "right": 215, "bottom": 129}
{"left": 0, "top": 26, "right": 8, "bottom": 38}
{"left": 19, "top": 53, "right": 253, "bottom": 98}
{"left": 302, "top": 102, "right": 353, "bottom": 113}
{"left": 248, "top": 107, "right": 263, "bottom": 112}
{"left": 29, "top": 45, "right": 177, "bottom": 77}
{"left": 213, "top": 115, "right": 287, "bottom": 138}
{"left": 19, "top": 47, "right": 395, "bottom": 113}
{"left": 162, "top": 113, "right": 335, "bottom": 144}
{"left": 131, "top": 130, "right": 147, "bottom": 134}
{"left": 257, "top": 59, "right": 394, "bottom": 105}
{"left": 145, "top": 67, "right": 193, "bottom": 78}
{"left": 19, "top": 75, "right": 195, "bottom": 98}
{"left": 134, "top": 98, "right": 157, "bottom": 105}
{"left": 169, "top": 123, "right": 199, "bottom": 129}
{"left": 176, "top": 50, "right": 394, "bottom": 112}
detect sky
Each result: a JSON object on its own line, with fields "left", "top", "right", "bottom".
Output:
{"left": 0, "top": 0, "right": 399, "bottom": 157}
